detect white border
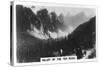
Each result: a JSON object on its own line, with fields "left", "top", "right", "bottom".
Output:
{"left": 12, "top": 1, "right": 98, "bottom": 66}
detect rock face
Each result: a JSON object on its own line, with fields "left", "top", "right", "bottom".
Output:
{"left": 16, "top": 5, "right": 40, "bottom": 33}
{"left": 16, "top": 5, "right": 64, "bottom": 34}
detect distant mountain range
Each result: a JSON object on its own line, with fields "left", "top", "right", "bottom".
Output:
{"left": 64, "top": 12, "right": 90, "bottom": 29}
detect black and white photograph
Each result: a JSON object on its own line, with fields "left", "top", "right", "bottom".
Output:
{"left": 11, "top": 1, "right": 96, "bottom": 66}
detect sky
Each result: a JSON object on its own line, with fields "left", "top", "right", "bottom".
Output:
{"left": 29, "top": 5, "right": 96, "bottom": 17}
